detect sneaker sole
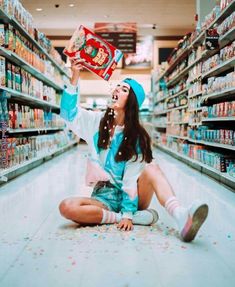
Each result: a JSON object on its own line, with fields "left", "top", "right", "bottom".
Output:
{"left": 147, "top": 209, "right": 159, "bottom": 224}
{"left": 181, "top": 204, "right": 209, "bottom": 242}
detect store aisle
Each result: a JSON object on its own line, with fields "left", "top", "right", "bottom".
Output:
{"left": 0, "top": 144, "right": 235, "bottom": 287}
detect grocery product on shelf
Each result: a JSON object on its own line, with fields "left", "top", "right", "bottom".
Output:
{"left": 0, "top": 131, "right": 77, "bottom": 171}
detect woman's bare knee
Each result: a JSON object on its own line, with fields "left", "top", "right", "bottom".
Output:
{"left": 141, "top": 163, "right": 162, "bottom": 182}
{"left": 59, "top": 197, "right": 83, "bottom": 219}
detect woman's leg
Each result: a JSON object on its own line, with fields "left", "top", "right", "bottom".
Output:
{"left": 138, "top": 163, "right": 175, "bottom": 209}
{"left": 59, "top": 195, "right": 159, "bottom": 227}
{"left": 59, "top": 196, "right": 118, "bottom": 224}
{"left": 138, "top": 162, "right": 208, "bottom": 242}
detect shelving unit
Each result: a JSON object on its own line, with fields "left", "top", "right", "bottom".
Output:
{"left": 152, "top": 0, "right": 235, "bottom": 188}
{"left": 167, "top": 104, "right": 188, "bottom": 112}
{"left": 167, "top": 88, "right": 189, "bottom": 101}
{"left": 0, "top": 86, "right": 60, "bottom": 112}
{"left": 0, "top": 4, "right": 78, "bottom": 185}
{"left": 201, "top": 87, "right": 235, "bottom": 102}
{"left": 0, "top": 140, "right": 78, "bottom": 184}
{"left": 0, "top": 9, "right": 70, "bottom": 79}
{"left": 0, "top": 47, "right": 64, "bottom": 91}
{"left": 154, "top": 110, "right": 168, "bottom": 116}
{"left": 202, "top": 56, "right": 235, "bottom": 79}
{"left": 167, "top": 134, "right": 188, "bottom": 140}
{"left": 7, "top": 127, "right": 64, "bottom": 134}
{"left": 187, "top": 138, "right": 235, "bottom": 151}
{"left": 155, "top": 143, "right": 235, "bottom": 190}
{"left": 202, "top": 117, "right": 235, "bottom": 122}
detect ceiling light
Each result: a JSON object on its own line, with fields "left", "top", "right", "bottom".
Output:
{"left": 152, "top": 24, "right": 157, "bottom": 30}
{"left": 36, "top": 8, "right": 43, "bottom": 11}
{"left": 69, "top": 4, "right": 75, "bottom": 7}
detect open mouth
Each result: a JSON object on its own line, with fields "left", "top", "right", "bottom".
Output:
{"left": 112, "top": 93, "right": 118, "bottom": 103}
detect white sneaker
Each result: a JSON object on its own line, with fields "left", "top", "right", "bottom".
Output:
{"left": 132, "top": 209, "right": 159, "bottom": 225}
{"left": 180, "top": 201, "right": 209, "bottom": 242}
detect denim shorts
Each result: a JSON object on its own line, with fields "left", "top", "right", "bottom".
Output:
{"left": 91, "top": 181, "right": 122, "bottom": 212}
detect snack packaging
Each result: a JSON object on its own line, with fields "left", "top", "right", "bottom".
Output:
{"left": 63, "top": 25, "right": 123, "bottom": 81}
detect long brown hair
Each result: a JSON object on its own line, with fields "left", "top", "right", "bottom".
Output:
{"left": 98, "top": 87, "right": 153, "bottom": 163}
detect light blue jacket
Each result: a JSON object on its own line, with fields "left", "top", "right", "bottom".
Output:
{"left": 60, "top": 84, "right": 146, "bottom": 219}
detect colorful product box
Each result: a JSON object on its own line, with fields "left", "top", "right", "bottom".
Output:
{"left": 0, "top": 55, "right": 6, "bottom": 87}
{"left": 0, "top": 24, "right": 5, "bottom": 46}
{"left": 63, "top": 25, "right": 123, "bottom": 81}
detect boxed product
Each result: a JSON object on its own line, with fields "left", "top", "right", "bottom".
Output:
{"left": 63, "top": 25, "right": 123, "bottom": 81}
{"left": 0, "top": 56, "right": 6, "bottom": 87}
{"left": 0, "top": 24, "right": 5, "bottom": 46}
{"left": 6, "top": 61, "right": 12, "bottom": 88}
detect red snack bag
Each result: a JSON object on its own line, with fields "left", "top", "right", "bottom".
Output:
{"left": 63, "top": 25, "right": 123, "bottom": 81}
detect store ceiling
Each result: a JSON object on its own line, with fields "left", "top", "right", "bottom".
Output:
{"left": 21, "top": 0, "right": 196, "bottom": 37}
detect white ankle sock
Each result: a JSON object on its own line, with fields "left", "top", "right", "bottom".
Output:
{"left": 165, "top": 196, "right": 188, "bottom": 229}
{"left": 101, "top": 209, "right": 122, "bottom": 224}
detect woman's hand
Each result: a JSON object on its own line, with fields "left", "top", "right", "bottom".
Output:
{"left": 70, "top": 59, "right": 85, "bottom": 86}
{"left": 117, "top": 218, "right": 133, "bottom": 231}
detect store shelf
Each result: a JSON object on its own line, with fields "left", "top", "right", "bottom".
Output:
{"left": 156, "top": 48, "right": 189, "bottom": 81}
{"left": 160, "top": 134, "right": 235, "bottom": 151}
{"left": 168, "top": 48, "right": 189, "bottom": 73}
{"left": 188, "top": 122, "right": 202, "bottom": 127}
{"left": 210, "top": 0, "right": 235, "bottom": 28}
{"left": 173, "top": 121, "right": 189, "bottom": 125}
{"left": 7, "top": 127, "right": 64, "bottom": 134}
{"left": 153, "top": 1, "right": 235, "bottom": 85}
{"left": 201, "top": 87, "right": 235, "bottom": 101}
{"left": 154, "top": 143, "right": 235, "bottom": 190}
{"left": 155, "top": 72, "right": 167, "bottom": 84}
{"left": 167, "top": 134, "right": 188, "bottom": 140}
{"left": 190, "top": 1, "right": 235, "bottom": 50}
{"left": 166, "top": 67, "right": 189, "bottom": 87}
{"left": 0, "top": 8, "right": 70, "bottom": 79}
{"left": 167, "top": 88, "right": 189, "bottom": 101}
{"left": 0, "top": 47, "right": 64, "bottom": 91}
{"left": 0, "top": 7, "right": 9, "bottom": 23}
{"left": 0, "top": 140, "right": 78, "bottom": 184}
{"left": 155, "top": 95, "right": 169, "bottom": 104}
{"left": 202, "top": 56, "right": 235, "bottom": 79}
{"left": 202, "top": 117, "right": 235, "bottom": 122}
{"left": 187, "top": 138, "right": 235, "bottom": 151}
{"left": 154, "top": 125, "right": 167, "bottom": 129}
{"left": 201, "top": 86, "right": 235, "bottom": 102}
{"left": 189, "top": 31, "right": 205, "bottom": 49}
{"left": 188, "top": 107, "right": 203, "bottom": 112}
{"left": 167, "top": 104, "right": 188, "bottom": 112}
{"left": 167, "top": 55, "right": 203, "bottom": 87}
{"left": 188, "top": 74, "right": 202, "bottom": 84}
{"left": 12, "top": 18, "right": 70, "bottom": 79}
{"left": 167, "top": 121, "right": 188, "bottom": 125}
{"left": 0, "top": 86, "right": 60, "bottom": 112}
{"left": 154, "top": 110, "right": 168, "bottom": 116}
{"left": 220, "top": 26, "right": 235, "bottom": 48}
{"left": 188, "top": 91, "right": 203, "bottom": 99}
